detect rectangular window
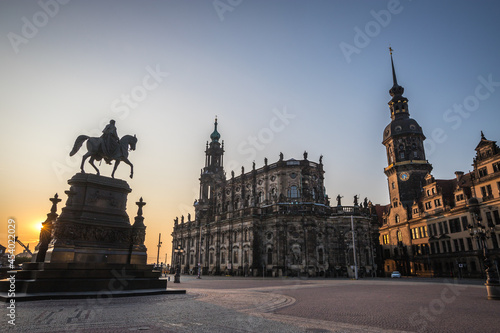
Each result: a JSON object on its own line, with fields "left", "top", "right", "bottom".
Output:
{"left": 456, "top": 194, "right": 464, "bottom": 202}
{"left": 438, "top": 222, "right": 443, "bottom": 235}
{"left": 453, "top": 239, "right": 459, "bottom": 252}
{"left": 461, "top": 216, "right": 469, "bottom": 230}
{"left": 493, "top": 162, "right": 500, "bottom": 173}
{"left": 449, "top": 218, "right": 461, "bottom": 233}
{"left": 459, "top": 239, "right": 465, "bottom": 252}
{"left": 443, "top": 221, "right": 449, "bottom": 234}
{"left": 486, "top": 212, "right": 494, "bottom": 227}
{"left": 432, "top": 224, "right": 437, "bottom": 236}
{"left": 425, "top": 202, "right": 432, "bottom": 209}
{"left": 423, "top": 226, "right": 428, "bottom": 238}
{"left": 479, "top": 167, "right": 488, "bottom": 177}
{"left": 434, "top": 198, "right": 441, "bottom": 207}
{"left": 411, "top": 228, "right": 417, "bottom": 240}
{"left": 467, "top": 237, "right": 473, "bottom": 251}
{"left": 493, "top": 211, "right": 500, "bottom": 225}
{"left": 492, "top": 234, "right": 499, "bottom": 249}
{"left": 382, "top": 234, "right": 389, "bottom": 245}
{"left": 392, "top": 182, "right": 395, "bottom": 189}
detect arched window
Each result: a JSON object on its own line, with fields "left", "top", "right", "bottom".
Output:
{"left": 221, "top": 251, "right": 226, "bottom": 264}
{"left": 395, "top": 215, "right": 400, "bottom": 223}
{"left": 267, "top": 248, "right": 273, "bottom": 264}
{"left": 288, "top": 185, "right": 299, "bottom": 198}
{"left": 318, "top": 248, "right": 324, "bottom": 265}
{"left": 233, "top": 250, "right": 238, "bottom": 264}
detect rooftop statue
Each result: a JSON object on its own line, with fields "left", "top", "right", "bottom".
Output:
{"left": 70, "top": 120, "right": 137, "bottom": 178}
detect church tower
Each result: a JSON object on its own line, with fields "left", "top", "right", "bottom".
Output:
{"left": 382, "top": 50, "right": 432, "bottom": 209}
{"left": 195, "top": 118, "right": 226, "bottom": 222}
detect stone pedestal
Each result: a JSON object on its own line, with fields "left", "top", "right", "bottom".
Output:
{"left": 44, "top": 173, "right": 146, "bottom": 265}
{"left": 0, "top": 173, "right": 178, "bottom": 301}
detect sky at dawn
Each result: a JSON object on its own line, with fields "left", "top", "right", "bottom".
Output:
{"left": 1, "top": 0, "right": 500, "bottom": 262}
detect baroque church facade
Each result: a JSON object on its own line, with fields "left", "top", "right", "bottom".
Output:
{"left": 171, "top": 120, "right": 381, "bottom": 277}
{"left": 379, "top": 53, "right": 500, "bottom": 277}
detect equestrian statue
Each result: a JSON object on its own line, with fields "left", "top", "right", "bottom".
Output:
{"left": 69, "top": 120, "right": 137, "bottom": 178}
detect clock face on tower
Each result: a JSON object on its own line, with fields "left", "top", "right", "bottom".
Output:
{"left": 400, "top": 172, "right": 410, "bottom": 181}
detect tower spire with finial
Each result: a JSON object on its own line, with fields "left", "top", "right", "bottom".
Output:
{"left": 210, "top": 116, "right": 221, "bottom": 142}
{"left": 389, "top": 47, "right": 398, "bottom": 87}
{"left": 389, "top": 47, "right": 404, "bottom": 97}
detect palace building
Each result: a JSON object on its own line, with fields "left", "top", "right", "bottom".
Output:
{"left": 171, "top": 119, "right": 380, "bottom": 277}
{"left": 379, "top": 53, "right": 500, "bottom": 277}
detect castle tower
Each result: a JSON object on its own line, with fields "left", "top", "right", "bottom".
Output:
{"left": 382, "top": 49, "right": 432, "bottom": 209}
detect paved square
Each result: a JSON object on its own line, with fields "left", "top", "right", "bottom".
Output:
{"left": 2, "top": 277, "right": 499, "bottom": 332}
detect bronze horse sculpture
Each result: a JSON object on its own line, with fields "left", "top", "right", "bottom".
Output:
{"left": 70, "top": 134, "right": 137, "bottom": 178}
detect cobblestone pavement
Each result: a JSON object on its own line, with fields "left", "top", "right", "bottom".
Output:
{"left": 2, "top": 277, "right": 500, "bottom": 332}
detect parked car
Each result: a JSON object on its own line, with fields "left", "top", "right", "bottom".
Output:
{"left": 391, "top": 271, "right": 401, "bottom": 278}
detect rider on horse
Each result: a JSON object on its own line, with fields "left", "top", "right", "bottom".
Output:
{"left": 101, "top": 120, "right": 120, "bottom": 164}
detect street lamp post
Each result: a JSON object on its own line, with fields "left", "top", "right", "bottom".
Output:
{"left": 156, "top": 233, "right": 162, "bottom": 267}
{"left": 174, "top": 245, "right": 184, "bottom": 283}
{"left": 467, "top": 198, "right": 500, "bottom": 300}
